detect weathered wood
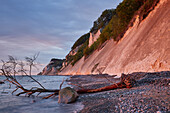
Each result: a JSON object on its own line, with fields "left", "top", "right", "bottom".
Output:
{"left": 1, "top": 56, "right": 133, "bottom": 100}
{"left": 77, "top": 82, "right": 126, "bottom": 94}
{"left": 3, "top": 73, "right": 133, "bottom": 99}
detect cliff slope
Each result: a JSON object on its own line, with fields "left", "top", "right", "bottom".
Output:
{"left": 59, "top": 0, "right": 170, "bottom": 76}
{"left": 40, "top": 58, "right": 65, "bottom": 75}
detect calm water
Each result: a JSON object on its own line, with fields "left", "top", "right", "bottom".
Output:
{"left": 0, "top": 75, "right": 83, "bottom": 113}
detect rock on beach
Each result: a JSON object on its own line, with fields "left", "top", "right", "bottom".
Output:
{"left": 67, "top": 72, "right": 170, "bottom": 113}
{"left": 58, "top": 87, "right": 78, "bottom": 104}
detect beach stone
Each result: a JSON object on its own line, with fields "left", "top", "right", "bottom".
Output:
{"left": 58, "top": 87, "right": 78, "bottom": 104}
{"left": 0, "top": 81, "right": 5, "bottom": 84}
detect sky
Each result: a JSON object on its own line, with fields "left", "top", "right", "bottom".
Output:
{"left": 0, "top": 0, "right": 122, "bottom": 74}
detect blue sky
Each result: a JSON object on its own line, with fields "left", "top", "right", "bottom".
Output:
{"left": 0, "top": 0, "right": 122, "bottom": 73}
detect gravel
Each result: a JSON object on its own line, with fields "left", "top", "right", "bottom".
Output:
{"left": 67, "top": 71, "right": 170, "bottom": 113}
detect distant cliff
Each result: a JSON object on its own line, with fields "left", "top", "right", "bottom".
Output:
{"left": 40, "top": 58, "right": 65, "bottom": 75}
{"left": 59, "top": 0, "right": 170, "bottom": 76}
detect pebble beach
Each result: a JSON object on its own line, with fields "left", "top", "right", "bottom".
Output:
{"left": 67, "top": 71, "right": 170, "bottom": 113}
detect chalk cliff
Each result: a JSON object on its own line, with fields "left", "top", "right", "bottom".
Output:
{"left": 41, "top": 58, "right": 65, "bottom": 75}
{"left": 59, "top": 0, "right": 170, "bottom": 76}
{"left": 88, "top": 29, "right": 101, "bottom": 47}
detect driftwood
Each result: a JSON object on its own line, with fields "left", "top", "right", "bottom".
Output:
{"left": 77, "top": 83, "right": 126, "bottom": 94}
{"left": 0, "top": 55, "right": 134, "bottom": 100}
{"left": 77, "top": 73, "right": 133, "bottom": 94}
{"left": 2, "top": 71, "right": 132, "bottom": 99}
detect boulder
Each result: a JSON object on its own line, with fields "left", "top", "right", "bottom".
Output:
{"left": 58, "top": 87, "right": 78, "bottom": 104}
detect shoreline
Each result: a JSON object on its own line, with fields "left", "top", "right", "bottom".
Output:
{"left": 67, "top": 71, "right": 170, "bottom": 113}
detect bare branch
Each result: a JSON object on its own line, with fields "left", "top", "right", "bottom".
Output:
{"left": 22, "top": 71, "right": 45, "bottom": 89}
{"left": 1, "top": 53, "right": 131, "bottom": 101}
{"left": 42, "top": 91, "right": 59, "bottom": 99}
{"left": 103, "top": 74, "right": 115, "bottom": 84}
{"left": 12, "top": 88, "right": 19, "bottom": 95}
{"left": 16, "top": 92, "right": 27, "bottom": 96}
{"left": 36, "top": 92, "right": 41, "bottom": 97}
{"left": 59, "top": 78, "right": 65, "bottom": 90}
{"left": 67, "top": 83, "right": 85, "bottom": 89}
{"left": 7, "top": 55, "right": 18, "bottom": 77}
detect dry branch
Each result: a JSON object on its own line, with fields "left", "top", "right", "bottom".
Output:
{"left": 0, "top": 55, "right": 133, "bottom": 100}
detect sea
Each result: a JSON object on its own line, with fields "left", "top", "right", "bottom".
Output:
{"left": 0, "top": 75, "right": 84, "bottom": 113}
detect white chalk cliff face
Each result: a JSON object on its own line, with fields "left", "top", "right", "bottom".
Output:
{"left": 88, "top": 29, "right": 101, "bottom": 47}
{"left": 59, "top": 0, "right": 170, "bottom": 76}
{"left": 41, "top": 62, "right": 58, "bottom": 75}
{"left": 41, "top": 59, "right": 64, "bottom": 75}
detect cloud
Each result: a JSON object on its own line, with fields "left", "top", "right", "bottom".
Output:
{"left": 0, "top": 0, "right": 122, "bottom": 73}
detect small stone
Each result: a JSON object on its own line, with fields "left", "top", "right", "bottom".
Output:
{"left": 32, "top": 100, "right": 36, "bottom": 103}
{"left": 0, "top": 81, "right": 5, "bottom": 84}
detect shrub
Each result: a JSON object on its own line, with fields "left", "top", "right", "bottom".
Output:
{"left": 84, "top": 0, "right": 146, "bottom": 56}
{"left": 84, "top": 39, "right": 100, "bottom": 57}
{"left": 90, "top": 9, "right": 116, "bottom": 33}
{"left": 71, "top": 0, "right": 159, "bottom": 64}
{"left": 142, "top": 0, "right": 159, "bottom": 19}
{"left": 71, "top": 39, "right": 89, "bottom": 66}
{"left": 65, "top": 55, "right": 73, "bottom": 64}
{"left": 71, "top": 33, "right": 90, "bottom": 50}
{"left": 98, "top": 0, "right": 152, "bottom": 44}
{"left": 91, "top": 63, "right": 99, "bottom": 73}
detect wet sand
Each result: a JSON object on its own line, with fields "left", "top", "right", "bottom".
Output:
{"left": 67, "top": 72, "right": 170, "bottom": 113}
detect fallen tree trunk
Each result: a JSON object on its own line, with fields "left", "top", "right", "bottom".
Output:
{"left": 14, "top": 82, "right": 127, "bottom": 98}
{"left": 3, "top": 72, "right": 133, "bottom": 99}
{"left": 77, "top": 82, "right": 126, "bottom": 94}
{"left": 77, "top": 73, "right": 134, "bottom": 94}
{"left": 14, "top": 78, "right": 130, "bottom": 99}
{"left": 0, "top": 55, "right": 135, "bottom": 101}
